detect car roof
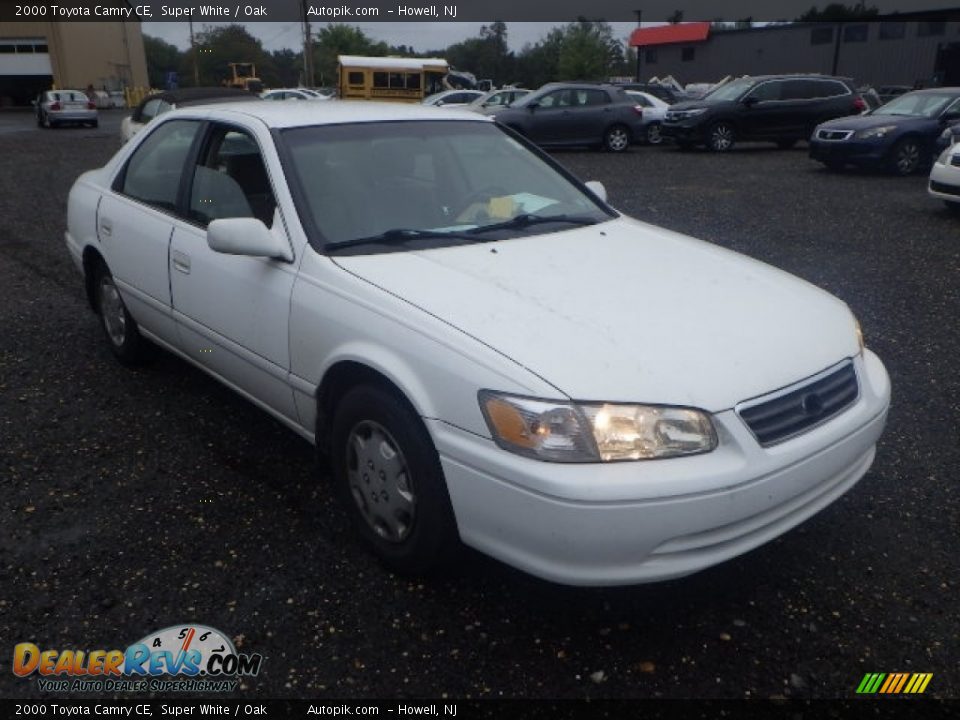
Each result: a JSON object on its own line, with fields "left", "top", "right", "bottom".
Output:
{"left": 137, "top": 87, "right": 256, "bottom": 110}
{"left": 905, "top": 87, "right": 960, "bottom": 95}
{"left": 164, "top": 100, "right": 494, "bottom": 128}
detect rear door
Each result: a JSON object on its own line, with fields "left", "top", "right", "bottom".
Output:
{"left": 740, "top": 80, "right": 790, "bottom": 139}
{"left": 97, "top": 119, "right": 204, "bottom": 346}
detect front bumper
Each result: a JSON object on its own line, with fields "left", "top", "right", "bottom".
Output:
{"left": 431, "top": 350, "right": 890, "bottom": 586}
{"left": 928, "top": 159, "right": 960, "bottom": 202}
{"left": 661, "top": 121, "right": 708, "bottom": 144}
{"left": 808, "top": 136, "right": 892, "bottom": 166}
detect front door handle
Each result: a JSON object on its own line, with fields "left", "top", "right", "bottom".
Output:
{"left": 172, "top": 251, "right": 191, "bottom": 274}
{"left": 99, "top": 218, "right": 112, "bottom": 238}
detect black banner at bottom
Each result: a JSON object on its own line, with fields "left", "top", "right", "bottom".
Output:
{"left": 2, "top": 699, "right": 958, "bottom": 720}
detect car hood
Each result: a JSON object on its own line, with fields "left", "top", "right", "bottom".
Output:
{"left": 668, "top": 99, "right": 730, "bottom": 112}
{"left": 818, "top": 113, "right": 934, "bottom": 131}
{"left": 332, "top": 218, "right": 858, "bottom": 411}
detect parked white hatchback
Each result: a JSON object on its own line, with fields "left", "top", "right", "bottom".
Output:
{"left": 929, "top": 138, "right": 960, "bottom": 212}
{"left": 65, "top": 102, "right": 890, "bottom": 586}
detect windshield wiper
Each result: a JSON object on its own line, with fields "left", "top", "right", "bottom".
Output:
{"left": 467, "top": 213, "right": 601, "bottom": 235}
{"left": 328, "top": 227, "right": 483, "bottom": 250}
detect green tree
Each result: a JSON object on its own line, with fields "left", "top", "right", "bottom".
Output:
{"left": 556, "top": 20, "right": 623, "bottom": 82}
{"left": 143, "top": 34, "right": 182, "bottom": 88}
{"left": 515, "top": 27, "right": 566, "bottom": 88}
{"left": 312, "top": 24, "right": 390, "bottom": 87}
{"left": 445, "top": 21, "right": 514, "bottom": 85}
{"left": 266, "top": 48, "right": 301, "bottom": 88}
{"left": 797, "top": 3, "right": 878, "bottom": 20}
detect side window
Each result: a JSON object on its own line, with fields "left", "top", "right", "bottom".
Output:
{"left": 582, "top": 90, "right": 610, "bottom": 106}
{"left": 538, "top": 91, "right": 564, "bottom": 108}
{"left": 347, "top": 71, "right": 364, "bottom": 85}
{"left": 188, "top": 126, "right": 277, "bottom": 229}
{"left": 140, "top": 98, "right": 162, "bottom": 123}
{"left": 120, "top": 119, "right": 201, "bottom": 212}
{"left": 747, "top": 81, "right": 782, "bottom": 102}
{"left": 782, "top": 80, "right": 814, "bottom": 100}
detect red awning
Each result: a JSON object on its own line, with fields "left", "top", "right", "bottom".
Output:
{"left": 629, "top": 22, "right": 711, "bottom": 47}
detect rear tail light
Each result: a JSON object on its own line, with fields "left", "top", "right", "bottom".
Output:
{"left": 632, "top": 105, "right": 644, "bottom": 117}
{"left": 49, "top": 102, "right": 61, "bottom": 111}
{"left": 853, "top": 96, "right": 867, "bottom": 112}
{"left": 87, "top": 101, "right": 96, "bottom": 110}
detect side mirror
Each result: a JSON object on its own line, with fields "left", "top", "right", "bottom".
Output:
{"left": 941, "top": 111, "right": 960, "bottom": 124}
{"left": 527, "top": 102, "right": 539, "bottom": 111}
{"left": 742, "top": 96, "right": 759, "bottom": 107}
{"left": 585, "top": 181, "right": 608, "bottom": 203}
{"left": 207, "top": 217, "right": 293, "bottom": 261}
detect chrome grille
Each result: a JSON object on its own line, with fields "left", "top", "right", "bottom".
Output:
{"left": 737, "top": 361, "right": 859, "bottom": 446}
{"left": 816, "top": 129, "right": 853, "bottom": 141}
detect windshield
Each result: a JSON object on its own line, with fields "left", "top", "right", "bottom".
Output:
{"left": 281, "top": 121, "right": 613, "bottom": 253}
{"left": 872, "top": 92, "right": 959, "bottom": 118}
{"left": 702, "top": 78, "right": 755, "bottom": 103}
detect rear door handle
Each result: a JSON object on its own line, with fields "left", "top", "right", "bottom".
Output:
{"left": 99, "top": 218, "right": 112, "bottom": 237}
{"left": 172, "top": 251, "right": 191, "bottom": 274}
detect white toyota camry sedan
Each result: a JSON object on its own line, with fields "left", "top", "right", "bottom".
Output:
{"left": 65, "top": 102, "right": 891, "bottom": 586}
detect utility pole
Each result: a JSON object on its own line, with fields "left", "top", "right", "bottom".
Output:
{"left": 189, "top": 20, "right": 199, "bottom": 86}
{"left": 301, "top": 1, "right": 315, "bottom": 87}
{"left": 634, "top": 10, "right": 642, "bottom": 82}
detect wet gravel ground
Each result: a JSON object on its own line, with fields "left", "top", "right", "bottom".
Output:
{"left": 1, "top": 112, "right": 958, "bottom": 700}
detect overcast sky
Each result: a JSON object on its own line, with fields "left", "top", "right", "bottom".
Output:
{"left": 141, "top": 21, "right": 643, "bottom": 55}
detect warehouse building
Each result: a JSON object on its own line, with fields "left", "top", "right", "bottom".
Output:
{"left": 0, "top": 22, "right": 148, "bottom": 106}
{"left": 630, "top": 12, "right": 960, "bottom": 90}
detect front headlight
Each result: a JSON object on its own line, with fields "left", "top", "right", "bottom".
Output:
{"left": 855, "top": 125, "right": 897, "bottom": 139}
{"left": 854, "top": 317, "right": 865, "bottom": 352}
{"left": 667, "top": 108, "right": 708, "bottom": 121}
{"left": 478, "top": 391, "right": 717, "bottom": 463}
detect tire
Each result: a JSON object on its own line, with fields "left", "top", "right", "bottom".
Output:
{"left": 331, "top": 384, "right": 459, "bottom": 575}
{"left": 645, "top": 122, "right": 663, "bottom": 145}
{"left": 707, "top": 122, "right": 735, "bottom": 152}
{"left": 94, "top": 263, "right": 149, "bottom": 365}
{"left": 36, "top": 113, "right": 42, "bottom": 127}
{"left": 776, "top": 138, "right": 797, "bottom": 150}
{"left": 91, "top": 119, "right": 99, "bottom": 128}
{"left": 603, "top": 124, "right": 630, "bottom": 153}
{"left": 42, "top": 112, "right": 51, "bottom": 129}
{"left": 889, "top": 138, "right": 922, "bottom": 176}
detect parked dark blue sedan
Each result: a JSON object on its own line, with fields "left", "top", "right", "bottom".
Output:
{"left": 809, "top": 88, "right": 960, "bottom": 175}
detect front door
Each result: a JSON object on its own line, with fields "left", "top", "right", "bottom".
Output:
{"left": 168, "top": 122, "right": 299, "bottom": 421}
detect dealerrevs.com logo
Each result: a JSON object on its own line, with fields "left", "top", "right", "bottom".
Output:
{"left": 13, "top": 624, "right": 264, "bottom": 693}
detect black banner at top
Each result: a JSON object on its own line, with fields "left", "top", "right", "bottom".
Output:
{"left": 1, "top": 0, "right": 959, "bottom": 23}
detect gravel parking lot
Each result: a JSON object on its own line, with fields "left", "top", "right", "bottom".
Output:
{"left": 1, "top": 110, "right": 957, "bottom": 700}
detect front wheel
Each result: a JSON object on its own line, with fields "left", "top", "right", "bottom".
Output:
{"left": 645, "top": 122, "right": 663, "bottom": 145}
{"left": 331, "top": 384, "right": 459, "bottom": 575}
{"left": 94, "top": 263, "right": 149, "bottom": 365}
{"left": 603, "top": 124, "right": 630, "bottom": 153}
{"left": 889, "top": 138, "right": 922, "bottom": 175}
{"left": 707, "top": 122, "right": 735, "bottom": 152}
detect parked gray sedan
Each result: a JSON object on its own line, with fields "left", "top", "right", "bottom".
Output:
{"left": 494, "top": 83, "right": 645, "bottom": 152}
{"left": 35, "top": 90, "right": 98, "bottom": 128}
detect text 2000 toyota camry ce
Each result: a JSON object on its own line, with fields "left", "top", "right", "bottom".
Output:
{"left": 65, "top": 102, "right": 890, "bottom": 586}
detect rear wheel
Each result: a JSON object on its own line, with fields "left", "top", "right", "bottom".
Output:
{"left": 94, "top": 263, "right": 149, "bottom": 365}
{"left": 603, "top": 124, "right": 630, "bottom": 153}
{"left": 707, "top": 122, "right": 736, "bottom": 152}
{"left": 331, "top": 384, "right": 459, "bottom": 575}
{"left": 889, "top": 138, "right": 921, "bottom": 175}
